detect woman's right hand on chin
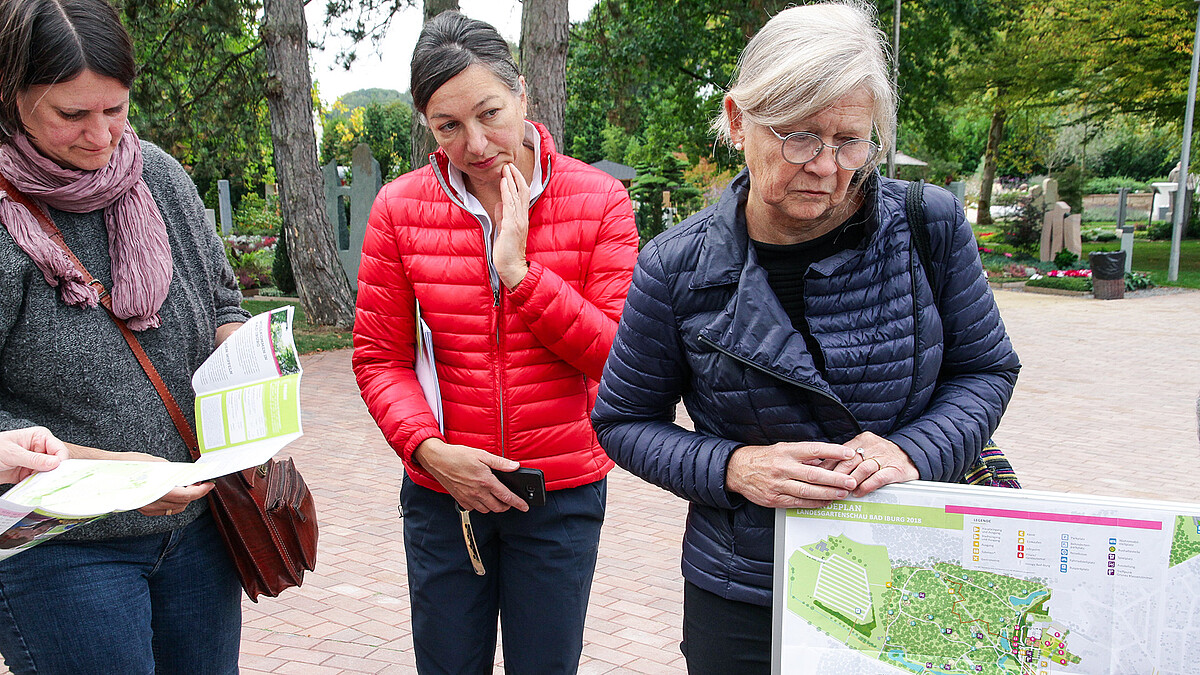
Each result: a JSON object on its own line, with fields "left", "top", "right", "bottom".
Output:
{"left": 725, "top": 442, "right": 859, "bottom": 509}
{"left": 414, "top": 438, "right": 530, "bottom": 513}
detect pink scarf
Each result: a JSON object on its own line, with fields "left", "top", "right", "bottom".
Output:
{"left": 0, "top": 124, "right": 172, "bottom": 331}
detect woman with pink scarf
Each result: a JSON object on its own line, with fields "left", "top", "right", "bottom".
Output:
{"left": 0, "top": 0, "right": 249, "bottom": 671}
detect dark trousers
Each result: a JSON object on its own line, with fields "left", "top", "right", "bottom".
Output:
{"left": 682, "top": 581, "right": 772, "bottom": 675}
{"left": 0, "top": 512, "right": 241, "bottom": 674}
{"left": 400, "top": 476, "right": 606, "bottom": 675}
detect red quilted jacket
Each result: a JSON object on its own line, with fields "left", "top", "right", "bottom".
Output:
{"left": 353, "top": 122, "right": 639, "bottom": 492}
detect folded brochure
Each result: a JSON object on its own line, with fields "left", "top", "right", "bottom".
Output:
{"left": 0, "top": 306, "right": 303, "bottom": 559}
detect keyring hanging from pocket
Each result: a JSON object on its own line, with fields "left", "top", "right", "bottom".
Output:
{"left": 456, "top": 504, "right": 486, "bottom": 576}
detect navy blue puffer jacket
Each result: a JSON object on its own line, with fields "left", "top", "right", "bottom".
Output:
{"left": 591, "top": 171, "right": 1020, "bottom": 606}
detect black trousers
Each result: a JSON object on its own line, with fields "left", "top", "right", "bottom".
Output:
{"left": 682, "top": 581, "right": 772, "bottom": 675}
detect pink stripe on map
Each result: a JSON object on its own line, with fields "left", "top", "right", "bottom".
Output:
{"left": 945, "top": 505, "right": 1162, "bottom": 530}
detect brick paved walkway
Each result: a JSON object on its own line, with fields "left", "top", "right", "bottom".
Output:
{"left": 7, "top": 288, "right": 1193, "bottom": 674}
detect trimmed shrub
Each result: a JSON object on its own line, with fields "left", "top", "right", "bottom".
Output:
{"left": 272, "top": 224, "right": 297, "bottom": 296}
{"left": 233, "top": 194, "right": 282, "bottom": 236}
{"left": 1083, "top": 176, "right": 1149, "bottom": 194}
{"left": 1026, "top": 276, "right": 1092, "bottom": 292}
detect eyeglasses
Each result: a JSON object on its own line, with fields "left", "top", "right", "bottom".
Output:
{"left": 768, "top": 127, "right": 880, "bottom": 171}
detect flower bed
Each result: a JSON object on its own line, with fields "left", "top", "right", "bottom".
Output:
{"left": 223, "top": 235, "right": 277, "bottom": 292}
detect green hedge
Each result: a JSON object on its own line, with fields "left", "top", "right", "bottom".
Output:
{"left": 1025, "top": 276, "right": 1092, "bottom": 292}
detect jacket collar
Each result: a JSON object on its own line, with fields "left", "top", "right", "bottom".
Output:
{"left": 691, "top": 169, "right": 882, "bottom": 412}
{"left": 692, "top": 169, "right": 752, "bottom": 289}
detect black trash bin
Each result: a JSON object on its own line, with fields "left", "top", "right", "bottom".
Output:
{"left": 1089, "top": 251, "right": 1126, "bottom": 300}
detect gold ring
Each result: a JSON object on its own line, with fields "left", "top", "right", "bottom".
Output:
{"left": 855, "top": 447, "right": 865, "bottom": 456}
{"left": 165, "top": 509, "right": 173, "bottom": 516}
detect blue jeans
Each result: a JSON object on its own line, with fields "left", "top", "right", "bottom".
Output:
{"left": 0, "top": 511, "right": 242, "bottom": 674}
{"left": 400, "top": 476, "right": 606, "bottom": 675}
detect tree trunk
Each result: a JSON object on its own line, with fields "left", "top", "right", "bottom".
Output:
{"left": 409, "top": 0, "right": 460, "bottom": 170}
{"left": 977, "top": 107, "right": 1006, "bottom": 227}
{"left": 520, "top": 0, "right": 568, "bottom": 148}
{"left": 262, "top": 0, "right": 355, "bottom": 328}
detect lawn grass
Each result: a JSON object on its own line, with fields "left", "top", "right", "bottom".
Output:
{"left": 242, "top": 299, "right": 353, "bottom": 354}
{"left": 1082, "top": 239, "right": 1200, "bottom": 289}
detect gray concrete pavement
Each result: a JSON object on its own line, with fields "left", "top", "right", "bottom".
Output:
{"left": 989, "top": 289, "right": 1200, "bottom": 503}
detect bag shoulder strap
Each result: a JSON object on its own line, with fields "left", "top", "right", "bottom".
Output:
{"left": 0, "top": 174, "right": 200, "bottom": 458}
{"left": 900, "top": 179, "right": 1017, "bottom": 488}
{"left": 905, "top": 178, "right": 939, "bottom": 298}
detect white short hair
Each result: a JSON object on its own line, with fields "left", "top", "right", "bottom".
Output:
{"left": 713, "top": 1, "right": 896, "bottom": 171}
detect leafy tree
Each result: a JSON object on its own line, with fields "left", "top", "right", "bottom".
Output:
{"left": 955, "top": 0, "right": 1195, "bottom": 220}
{"left": 361, "top": 102, "right": 413, "bottom": 180}
{"left": 1064, "top": 0, "right": 1197, "bottom": 124}
{"left": 322, "top": 99, "right": 412, "bottom": 181}
{"left": 1090, "top": 120, "right": 1178, "bottom": 181}
{"left": 117, "top": 0, "right": 271, "bottom": 205}
{"left": 881, "top": 0, "right": 1002, "bottom": 162}
{"left": 950, "top": 0, "right": 1084, "bottom": 223}
{"left": 600, "top": 124, "right": 633, "bottom": 164}
{"left": 565, "top": 0, "right": 776, "bottom": 167}
{"left": 565, "top": 0, "right": 1005, "bottom": 172}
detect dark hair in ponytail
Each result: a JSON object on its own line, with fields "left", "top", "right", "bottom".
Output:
{"left": 410, "top": 10, "right": 520, "bottom": 118}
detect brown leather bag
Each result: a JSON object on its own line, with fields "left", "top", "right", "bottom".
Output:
{"left": 0, "top": 174, "right": 318, "bottom": 601}
{"left": 206, "top": 458, "right": 318, "bottom": 601}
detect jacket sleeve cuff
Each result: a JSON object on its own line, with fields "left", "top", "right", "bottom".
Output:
{"left": 719, "top": 444, "right": 749, "bottom": 509}
{"left": 888, "top": 431, "right": 938, "bottom": 482}
{"left": 505, "top": 260, "right": 544, "bottom": 304}
{"left": 400, "top": 427, "right": 443, "bottom": 467}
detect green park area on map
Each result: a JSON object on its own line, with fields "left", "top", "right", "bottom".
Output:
{"left": 787, "top": 534, "right": 1082, "bottom": 675}
{"left": 1169, "top": 515, "right": 1200, "bottom": 567}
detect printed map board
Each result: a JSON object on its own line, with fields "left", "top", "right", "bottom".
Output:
{"left": 772, "top": 481, "right": 1200, "bottom": 675}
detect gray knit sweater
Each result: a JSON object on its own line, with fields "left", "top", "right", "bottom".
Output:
{"left": 0, "top": 141, "right": 250, "bottom": 540}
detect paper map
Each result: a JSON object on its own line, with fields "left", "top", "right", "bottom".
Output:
{"left": 774, "top": 481, "right": 1200, "bottom": 675}
{"left": 0, "top": 306, "right": 303, "bottom": 559}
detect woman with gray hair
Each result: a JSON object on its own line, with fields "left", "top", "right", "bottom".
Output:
{"left": 592, "top": 2, "right": 1020, "bottom": 672}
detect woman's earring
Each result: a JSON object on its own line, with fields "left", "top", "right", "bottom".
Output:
{"left": 734, "top": 142, "right": 743, "bottom": 151}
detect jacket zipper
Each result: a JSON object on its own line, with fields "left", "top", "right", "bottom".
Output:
{"left": 697, "top": 334, "right": 862, "bottom": 435}
{"left": 430, "top": 152, "right": 553, "bottom": 459}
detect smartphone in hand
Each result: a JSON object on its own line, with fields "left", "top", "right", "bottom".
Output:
{"left": 492, "top": 467, "right": 546, "bottom": 507}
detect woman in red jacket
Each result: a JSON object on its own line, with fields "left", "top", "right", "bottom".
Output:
{"left": 353, "top": 11, "right": 638, "bottom": 674}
